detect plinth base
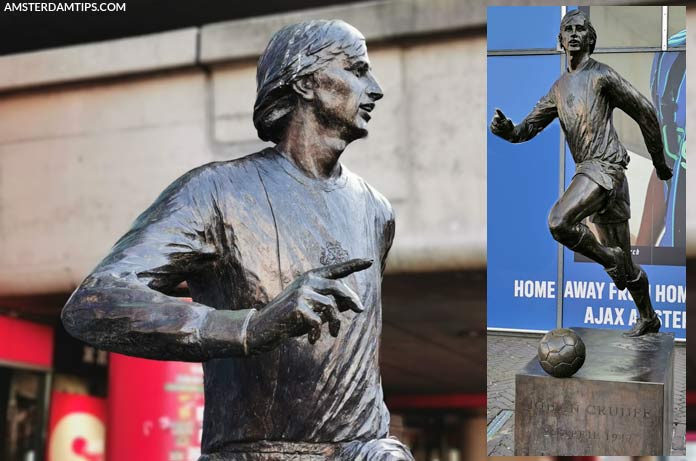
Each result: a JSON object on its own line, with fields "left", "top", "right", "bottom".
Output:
{"left": 514, "top": 327, "right": 674, "bottom": 456}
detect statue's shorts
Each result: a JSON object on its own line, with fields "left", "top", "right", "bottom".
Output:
{"left": 574, "top": 159, "right": 630, "bottom": 225}
{"left": 198, "top": 438, "right": 415, "bottom": 461}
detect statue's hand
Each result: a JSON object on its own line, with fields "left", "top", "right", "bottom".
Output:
{"left": 246, "top": 258, "right": 372, "bottom": 353}
{"left": 655, "top": 162, "right": 673, "bottom": 181}
{"left": 490, "top": 108, "right": 514, "bottom": 139}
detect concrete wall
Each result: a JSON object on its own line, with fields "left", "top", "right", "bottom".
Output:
{"left": 0, "top": 2, "right": 486, "bottom": 296}
{"left": 0, "top": 70, "right": 213, "bottom": 294}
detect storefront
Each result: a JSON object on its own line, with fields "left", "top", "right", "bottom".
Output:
{"left": 0, "top": 316, "right": 53, "bottom": 461}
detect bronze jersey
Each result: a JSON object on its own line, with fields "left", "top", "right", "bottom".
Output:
{"left": 509, "top": 58, "right": 663, "bottom": 189}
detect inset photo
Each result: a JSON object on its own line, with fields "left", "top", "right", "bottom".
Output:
{"left": 486, "top": 5, "right": 686, "bottom": 457}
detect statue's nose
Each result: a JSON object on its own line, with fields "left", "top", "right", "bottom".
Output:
{"left": 368, "top": 77, "right": 384, "bottom": 101}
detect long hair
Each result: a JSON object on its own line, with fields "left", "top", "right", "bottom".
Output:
{"left": 558, "top": 10, "right": 597, "bottom": 55}
{"left": 253, "top": 20, "right": 366, "bottom": 143}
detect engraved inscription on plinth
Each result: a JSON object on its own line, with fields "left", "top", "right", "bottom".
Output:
{"left": 514, "top": 328, "right": 674, "bottom": 456}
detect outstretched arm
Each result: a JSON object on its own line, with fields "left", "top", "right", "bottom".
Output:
{"left": 605, "top": 66, "right": 672, "bottom": 180}
{"left": 490, "top": 90, "right": 558, "bottom": 143}
{"left": 62, "top": 168, "right": 372, "bottom": 361}
{"left": 61, "top": 169, "right": 255, "bottom": 361}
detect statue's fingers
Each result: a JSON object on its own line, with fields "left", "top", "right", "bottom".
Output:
{"left": 304, "top": 290, "right": 337, "bottom": 310}
{"left": 297, "top": 301, "right": 323, "bottom": 344}
{"left": 659, "top": 166, "right": 673, "bottom": 180}
{"left": 309, "top": 258, "right": 372, "bottom": 280}
{"left": 305, "top": 291, "right": 341, "bottom": 336}
{"left": 310, "top": 278, "right": 364, "bottom": 313}
{"left": 307, "top": 295, "right": 341, "bottom": 337}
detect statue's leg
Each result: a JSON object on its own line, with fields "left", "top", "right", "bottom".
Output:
{"left": 548, "top": 174, "right": 619, "bottom": 270}
{"left": 594, "top": 221, "right": 660, "bottom": 336}
{"left": 341, "top": 437, "right": 415, "bottom": 461}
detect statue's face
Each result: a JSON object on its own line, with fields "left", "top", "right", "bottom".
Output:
{"left": 560, "top": 15, "right": 592, "bottom": 53}
{"left": 309, "top": 45, "right": 383, "bottom": 142}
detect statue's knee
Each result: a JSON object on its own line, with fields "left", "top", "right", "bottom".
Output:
{"left": 547, "top": 212, "right": 568, "bottom": 242}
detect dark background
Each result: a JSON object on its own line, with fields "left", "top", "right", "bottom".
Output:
{"left": 0, "top": 0, "right": 370, "bottom": 56}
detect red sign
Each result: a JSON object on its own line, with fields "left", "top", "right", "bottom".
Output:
{"left": 387, "top": 393, "right": 486, "bottom": 409}
{"left": 0, "top": 315, "right": 53, "bottom": 368}
{"left": 47, "top": 392, "right": 107, "bottom": 461}
{"left": 108, "top": 354, "right": 204, "bottom": 461}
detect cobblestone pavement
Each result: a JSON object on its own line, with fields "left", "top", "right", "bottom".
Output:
{"left": 487, "top": 332, "right": 686, "bottom": 456}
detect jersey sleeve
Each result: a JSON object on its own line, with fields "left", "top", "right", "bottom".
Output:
{"left": 62, "top": 167, "right": 256, "bottom": 361}
{"left": 380, "top": 200, "right": 396, "bottom": 275}
{"left": 510, "top": 88, "right": 559, "bottom": 143}
{"left": 603, "top": 64, "right": 667, "bottom": 167}
{"left": 364, "top": 183, "right": 395, "bottom": 275}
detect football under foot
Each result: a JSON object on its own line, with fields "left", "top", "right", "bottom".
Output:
{"left": 622, "top": 315, "right": 661, "bottom": 337}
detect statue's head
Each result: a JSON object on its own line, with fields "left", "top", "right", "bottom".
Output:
{"left": 253, "top": 20, "right": 383, "bottom": 144}
{"left": 558, "top": 10, "right": 597, "bottom": 55}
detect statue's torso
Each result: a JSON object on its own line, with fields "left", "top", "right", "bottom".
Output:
{"left": 189, "top": 149, "right": 392, "bottom": 451}
{"left": 553, "top": 58, "right": 629, "bottom": 169}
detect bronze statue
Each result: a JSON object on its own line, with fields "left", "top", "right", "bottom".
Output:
{"left": 490, "top": 10, "right": 673, "bottom": 337}
{"left": 62, "top": 20, "right": 414, "bottom": 461}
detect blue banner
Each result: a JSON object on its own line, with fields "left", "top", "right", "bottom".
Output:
{"left": 487, "top": 54, "right": 561, "bottom": 332}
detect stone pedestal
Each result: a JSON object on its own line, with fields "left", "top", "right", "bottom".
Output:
{"left": 514, "top": 327, "right": 674, "bottom": 456}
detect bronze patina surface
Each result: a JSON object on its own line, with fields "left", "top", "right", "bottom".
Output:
{"left": 62, "top": 20, "right": 414, "bottom": 461}
{"left": 490, "top": 10, "right": 673, "bottom": 337}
